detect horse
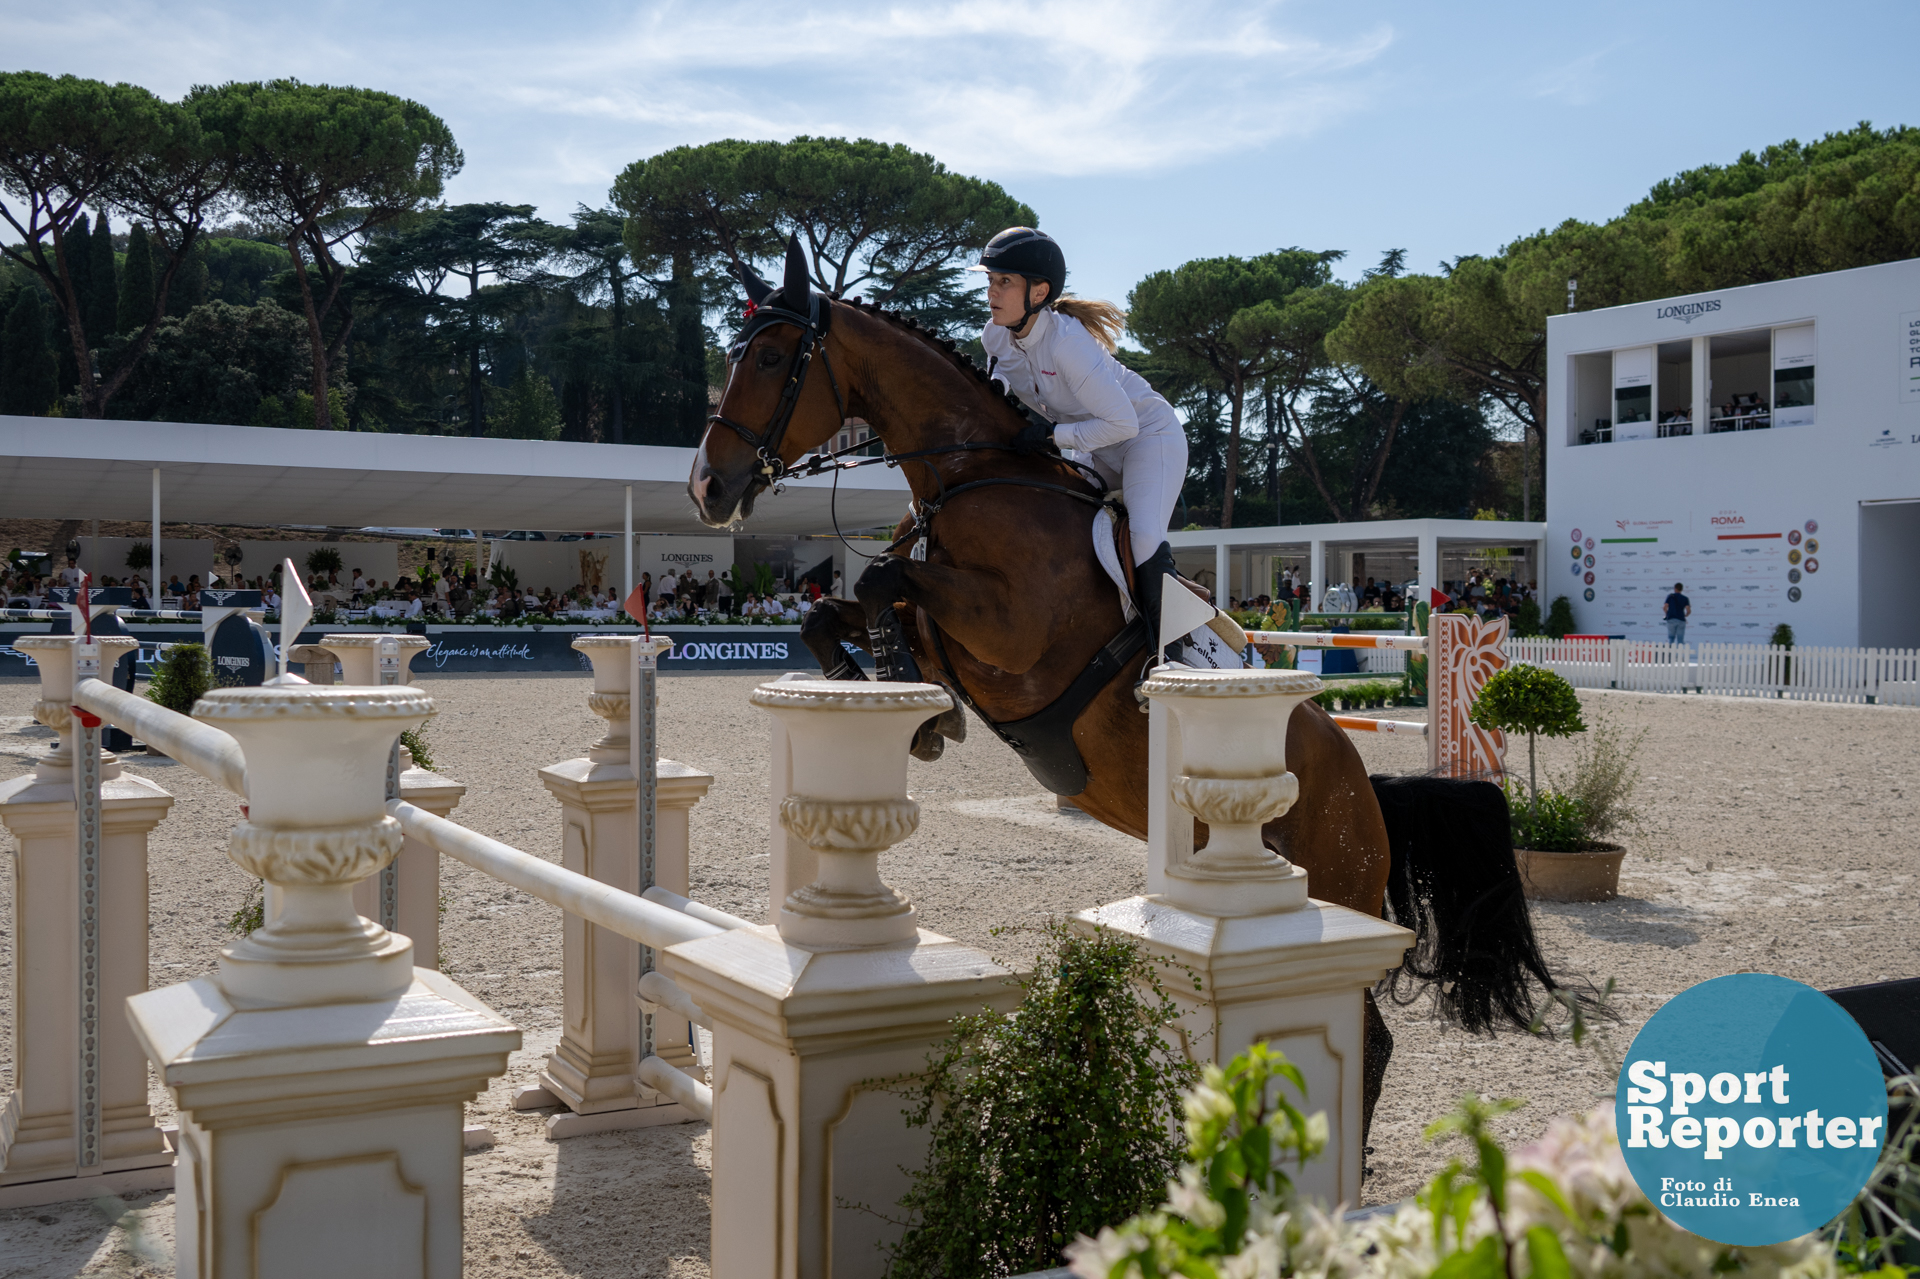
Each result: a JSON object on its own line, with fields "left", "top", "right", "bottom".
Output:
{"left": 690, "top": 241, "right": 1556, "bottom": 1124}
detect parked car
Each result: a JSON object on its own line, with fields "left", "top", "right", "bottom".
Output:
{"left": 480, "top": 530, "right": 548, "bottom": 541}
{"left": 436, "top": 529, "right": 476, "bottom": 540}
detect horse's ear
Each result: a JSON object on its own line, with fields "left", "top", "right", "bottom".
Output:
{"left": 782, "top": 234, "right": 811, "bottom": 307}
{"left": 733, "top": 260, "right": 773, "bottom": 305}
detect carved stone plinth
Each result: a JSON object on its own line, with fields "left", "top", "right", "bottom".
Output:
{"left": 664, "top": 927, "right": 1016, "bottom": 1279}
{"left": 654, "top": 676, "right": 1012, "bottom": 1279}
{"left": 1075, "top": 896, "right": 1411, "bottom": 1209}
{"left": 1093, "top": 664, "right": 1413, "bottom": 1209}
{"left": 518, "top": 636, "right": 714, "bottom": 1136}
{"left": 317, "top": 633, "right": 429, "bottom": 686}
{"left": 0, "top": 770, "right": 175, "bottom": 1195}
{"left": 124, "top": 684, "right": 520, "bottom": 1279}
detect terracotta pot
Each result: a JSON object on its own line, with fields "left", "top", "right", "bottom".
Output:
{"left": 1516, "top": 844, "right": 1625, "bottom": 902}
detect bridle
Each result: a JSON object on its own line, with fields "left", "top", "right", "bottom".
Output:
{"left": 707, "top": 292, "right": 845, "bottom": 484}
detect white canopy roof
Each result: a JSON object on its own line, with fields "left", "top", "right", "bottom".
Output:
{"left": 0, "top": 416, "right": 910, "bottom": 535}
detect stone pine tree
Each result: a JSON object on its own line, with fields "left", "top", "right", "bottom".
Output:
{"left": 1, "top": 288, "right": 58, "bottom": 415}
{"left": 195, "top": 79, "right": 463, "bottom": 430}
{"left": 87, "top": 209, "right": 118, "bottom": 341}
{"left": 118, "top": 223, "right": 155, "bottom": 334}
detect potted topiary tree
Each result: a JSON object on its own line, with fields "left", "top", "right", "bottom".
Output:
{"left": 1543, "top": 595, "right": 1576, "bottom": 640}
{"left": 1468, "top": 664, "right": 1621, "bottom": 900}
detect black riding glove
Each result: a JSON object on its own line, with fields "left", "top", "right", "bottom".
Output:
{"left": 1012, "top": 420, "right": 1056, "bottom": 456}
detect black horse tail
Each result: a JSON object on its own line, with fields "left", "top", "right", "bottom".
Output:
{"left": 1371, "top": 773, "right": 1558, "bottom": 1035}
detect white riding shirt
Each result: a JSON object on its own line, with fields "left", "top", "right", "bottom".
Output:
{"left": 980, "top": 307, "right": 1189, "bottom": 566}
{"left": 980, "top": 307, "right": 1182, "bottom": 453}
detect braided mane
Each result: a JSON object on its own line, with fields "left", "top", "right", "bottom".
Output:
{"left": 839, "top": 296, "right": 1030, "bottom": 419}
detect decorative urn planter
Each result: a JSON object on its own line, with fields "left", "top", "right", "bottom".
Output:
{"left": 1516, "top": 844, "right": 1626, "bottom": 902}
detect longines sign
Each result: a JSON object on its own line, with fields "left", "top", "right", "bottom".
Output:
{"left": 1655, "top": 298, "right": 1722, "bottom": 324}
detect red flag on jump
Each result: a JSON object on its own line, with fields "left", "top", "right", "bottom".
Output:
{"left": 625, "top": 583, "right": 649, "bottom": 639}
{"left": 1429, "top": 587, "right": 1450, "bottom": 610}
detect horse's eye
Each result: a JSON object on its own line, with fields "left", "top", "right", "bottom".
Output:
{"left": 756, "top": 346, "right": 784, "bottom": 371}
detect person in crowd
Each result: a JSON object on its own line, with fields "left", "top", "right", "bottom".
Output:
{"left": 403, "top": 590, "right": 425, "bottom": 620}
{"left": 129, "top": 580, "right": 150, "bottom": 611}
{"left": 350, "top": 568, "right": 366, "bottom": 598}
{"left": 1663, "top": 582, "right": 1690, "bottom": 644}
{"left": 781, "top": 597, "right": 801, "bottom": 622}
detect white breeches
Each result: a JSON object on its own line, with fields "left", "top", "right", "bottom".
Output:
{"left": 1076, "top": 423, "right": 1189, "bottom": 566}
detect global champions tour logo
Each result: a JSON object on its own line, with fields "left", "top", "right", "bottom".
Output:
{"left": 1655, "top": 298, "right": 1723, "bottom": 324}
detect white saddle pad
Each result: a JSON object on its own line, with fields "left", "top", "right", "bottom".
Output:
{"left": 1091, "top": 509, "right": 1242, "bottom": 669}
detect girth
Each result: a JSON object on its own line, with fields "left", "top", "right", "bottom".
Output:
{"left": 928, "top": 614, "right": 1152, "bottom": 797}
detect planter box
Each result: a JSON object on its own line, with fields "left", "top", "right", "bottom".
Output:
{"left": 1516, "top": 844, "right": 1625, "bottom": 902}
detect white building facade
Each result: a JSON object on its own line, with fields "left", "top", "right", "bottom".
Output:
{"left": 1546, "top": 257, "right": 1920, "bottom": 647}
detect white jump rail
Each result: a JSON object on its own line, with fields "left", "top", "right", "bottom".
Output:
{"left": 1245, "top": 629, "right": 1429, "bottom": 738}
{"left": 70, "top": 654, "right": 733, "bottom": 1125}
{"left": 72, "top": 677, "right": 247, "bottom": 795}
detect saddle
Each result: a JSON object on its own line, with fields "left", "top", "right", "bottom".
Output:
{"left": 926, "top": 510, "right": 1156, "bottom": 797}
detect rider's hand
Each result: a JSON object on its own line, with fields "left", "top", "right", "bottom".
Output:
{"left": 1012, "top": 420, "right": 1056, "bottom": 456}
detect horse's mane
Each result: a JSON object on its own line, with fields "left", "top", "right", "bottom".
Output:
{"left": 837, "top": 296, "right": 1030, "bottom": 422}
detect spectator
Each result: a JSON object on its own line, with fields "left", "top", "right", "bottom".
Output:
{"left": 1663, "top": 582, "right": 1690, "bottom": 644}
{"left": 831, "top": 570, "right": 844, "bottom": 599}
{"left": 404, "top": 591, "right": 425, "bottom": 620}
{"left": 350, "top": 569, "right": 366, "bottom": 598}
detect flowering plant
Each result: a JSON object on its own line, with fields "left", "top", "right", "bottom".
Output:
{"left": 1069, "top": 1050, "right": 1849, "bottom": 1279}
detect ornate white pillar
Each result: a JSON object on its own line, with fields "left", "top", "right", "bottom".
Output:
{"left": 318, "top": 633, "right": 430, "bottom": 686}
{"left": 517, "top": 636, "right": 712, "bottom": 1137}
{"left": 0, "top": 635, "right": 176, "bottom": 1203}
{"left": 662, "top": 681, "right": 1018, "bottom": 1279}
{"left": 350, "top": 752, "right": 465, "bottom": 971}
{"left": 124, "top": 684, "right": 519, "bottom": 1279}
{"left": 1078, "top": 668, "right": 1413, "bottom": 1210}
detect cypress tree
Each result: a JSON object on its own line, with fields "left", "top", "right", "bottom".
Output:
{"left": 87, "top": 210, "right": 119, "bottom": 342}
{"left": 118, "top": 223, "right": 155, "bottom": 334}
{"left": 1, "top": 289, "right": 59, "bottom": 416}
{"left": 63, "top": 213, "right": 93, "bottom": 328}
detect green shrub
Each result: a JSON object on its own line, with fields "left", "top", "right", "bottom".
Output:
{"left": 224, "top": 880, "right": 264, "bottom": 936}
{"left": 1469, "top": 665, "right": 1586, "bottom": 825}
{"left": 145, "top": 642, "right": 212, "bottom": 715}
{"left": 306, "top": 545, "right": 343, "bottom": 576}
{"left": 1543, "top": 595, "right": 1576, "bottom": 639}
{"left": 1505, "top": 781, "right": 1589, "bottom": 851}
{"left": 886, "top": 921, "right": 1197, "bottom": 1279}
{"left": 1513, "top": 597, "right": 1542, "bottom": 637}
{"left": 1554, "top": 709, "right": 1645, "bottom": 843}
{"left": 400, "top": 726, "right": 436, "bottom": 772}
{"left": 125, "top": 541, "right": 152, "bottom": 572}
{"left": 1770, "top": 622, "right": 1794, "bottom": 648}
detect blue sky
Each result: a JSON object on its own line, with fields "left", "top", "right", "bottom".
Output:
{"left": 12, "top": 0, "right": 1919, "bottom": 307}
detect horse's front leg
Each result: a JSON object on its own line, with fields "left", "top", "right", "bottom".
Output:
{"left": 853, "top": 554, "right": 1045, "bottom": 677}
{"left": 800, "top": 597, "right": 870, "bottom": 680}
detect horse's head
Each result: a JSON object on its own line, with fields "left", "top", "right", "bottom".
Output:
{"left": 689, "top": 236, "right": 846, "bottom": 527}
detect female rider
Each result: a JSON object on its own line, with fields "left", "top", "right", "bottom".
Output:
{"left": 971, "top": 227, "right": 1189, "bottom": 655}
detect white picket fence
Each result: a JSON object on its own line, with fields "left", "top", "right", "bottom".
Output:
{"left": 1508, "top": 638, "right": 1920, "bottom": 706}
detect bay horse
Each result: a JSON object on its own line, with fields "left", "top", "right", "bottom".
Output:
{"left": 690, "top": 243, "right": 1556, "bottom": 1115}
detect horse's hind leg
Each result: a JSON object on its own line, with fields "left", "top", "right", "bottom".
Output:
{"left": 801, "top": 598, "right": 870, "bottom": 681}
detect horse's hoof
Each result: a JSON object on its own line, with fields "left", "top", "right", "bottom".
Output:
{"left": 910, "top": 720, "right": 945, "bottom": 761}
{"left": 934, "top": 704, "right": 968, "bottom": 742}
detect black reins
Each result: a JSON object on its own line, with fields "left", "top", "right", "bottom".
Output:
{"left": 709, "top": 299, "right": 1118, "bottom": 559}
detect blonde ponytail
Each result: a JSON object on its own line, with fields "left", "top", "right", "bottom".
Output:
{"left": 1051, "top": 296, "right": 1126, "bottom": 351}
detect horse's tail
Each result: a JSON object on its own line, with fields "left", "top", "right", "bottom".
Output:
{"left": 1370, "top": 773, "right": 1558, "bottom": 1035}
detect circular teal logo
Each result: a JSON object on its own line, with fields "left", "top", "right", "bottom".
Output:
{"left": 1617, "top": 974, "right": 1886, "bottom": 1245}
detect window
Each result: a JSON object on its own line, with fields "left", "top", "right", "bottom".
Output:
{"left": 1772, "top": 323, "right": 1815, "bottom": 427}
{"left": 1613, "top": 346, "right": 1655, "bottom": 441}
{"left": 1707, "top": 329, "right": 1773, "bottom": 432}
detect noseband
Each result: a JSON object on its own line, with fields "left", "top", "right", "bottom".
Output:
{"left": 708, "top": 294, "right": 845, "bottom": 484}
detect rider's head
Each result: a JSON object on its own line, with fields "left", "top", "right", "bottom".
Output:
{"left": 971, "top": 227, "right": 1066, "bottom": 334}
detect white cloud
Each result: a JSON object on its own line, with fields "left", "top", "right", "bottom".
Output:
{"left": 7, "top": 0, "right": 1392, "bottom": 205}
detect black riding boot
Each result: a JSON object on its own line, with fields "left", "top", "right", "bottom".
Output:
{"left": 1133, "top": 541, "right": 1183, "bottom": 667}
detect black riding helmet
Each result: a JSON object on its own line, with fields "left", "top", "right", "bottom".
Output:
{"left": 969, "top": 227, "right": 1065, "bottom": 328}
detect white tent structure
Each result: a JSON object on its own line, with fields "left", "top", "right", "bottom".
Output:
{"left": 0, "top": 416, "right": 910, "bottom": 601}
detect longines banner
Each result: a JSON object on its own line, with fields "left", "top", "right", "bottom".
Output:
{"left": 0, "top": 627, "right": 859, "bottom": 677}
